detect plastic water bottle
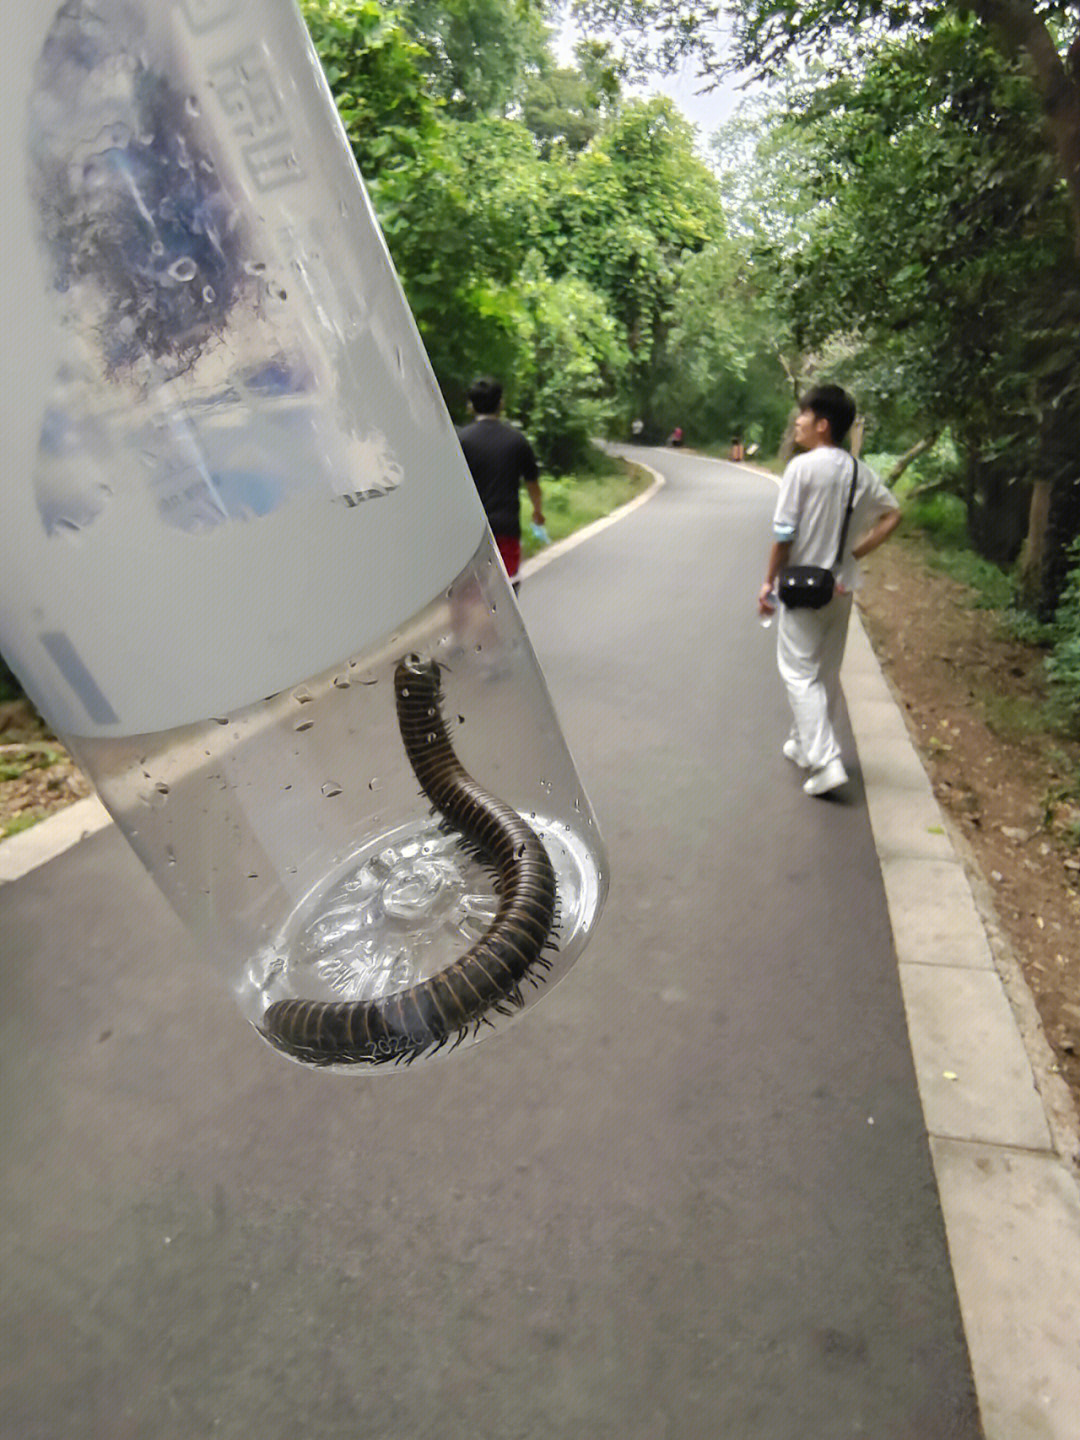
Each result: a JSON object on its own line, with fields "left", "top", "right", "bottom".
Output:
{"left": 0, "top": 1, "right": 607, "bottom": 1071}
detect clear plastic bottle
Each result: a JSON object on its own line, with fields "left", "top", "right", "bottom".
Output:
{"left": 0, "top": 1, "right": 607, "bottom": 1070}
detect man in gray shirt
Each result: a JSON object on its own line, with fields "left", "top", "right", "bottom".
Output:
{"left": 758, "top": 385, "right": 901, "bottom": 797}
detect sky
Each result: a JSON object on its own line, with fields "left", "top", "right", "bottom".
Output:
{"left": 641, "top": 60, "right": 751, "bottom": 147}
{"left": 556, "top": 13, "right": 759, "bottom": 158}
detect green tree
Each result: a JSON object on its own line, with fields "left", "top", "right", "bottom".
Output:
{"left": 399, "top": 0, "right": 554, "bottom": 117}
{"left": 748, "top": 20, "right": 1077, "bottom": 590}
{"left": 573, "top": 1, "right": 1080, "bottom": 257}
{"left": 521, "top": 67, "right": 603, "bottom": 156}
{"left": 300, "top": 0, "right": 438, "bottom": 179}
{"left": 542, "top": 98, "right": 726, "bottom": 428}
{"left": 512, "top": 259, "right": 631, "bottom": 470}
{"left": 660, "top": 239, "right": 791, "bottom": 450}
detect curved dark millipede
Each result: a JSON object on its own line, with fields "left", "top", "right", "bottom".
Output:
{"left": 259, "top": 654, "right": 558, "bottom": 1066}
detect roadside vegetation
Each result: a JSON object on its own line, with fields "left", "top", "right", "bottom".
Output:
{"left": 519, "top": 456, "right": 652, "bottom": 560}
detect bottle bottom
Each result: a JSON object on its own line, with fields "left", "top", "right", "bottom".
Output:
{"left": 243, "top": 811, "right": 601, "bottom": 1069}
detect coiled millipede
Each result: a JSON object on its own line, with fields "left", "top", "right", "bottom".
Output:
{"left": 259, "top": 655, "right": 558, "bottom": 1066}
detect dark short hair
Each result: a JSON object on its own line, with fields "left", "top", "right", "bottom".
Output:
{"left": 798, "top": 384, "right": 856, "bottom": 446}
{"left": 468, "top": 376, "right": 503, "bottom": 415}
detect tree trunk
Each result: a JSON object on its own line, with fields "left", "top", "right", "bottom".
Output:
{"left": 885, "top": 431, "right": 941, "bottom": 486}
{"left": 1018, "top": 478, "right": 1053, "bottom": 607}
{"left": 974, "top": 2, "right": 1080, "bottom": 257}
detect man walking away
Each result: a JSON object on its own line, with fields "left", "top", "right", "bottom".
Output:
{"left": 457, "top": 376, "right": 544, "bottom": 595}
{"left": 757, "top": 385, "right": 901, "bottom": 798}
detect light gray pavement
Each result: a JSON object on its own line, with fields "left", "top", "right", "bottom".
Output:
{"left": 1, "top": 446, "right": 1077, "bottom": 1438}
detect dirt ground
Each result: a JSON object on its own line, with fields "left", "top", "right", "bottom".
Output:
{"left": 0, "top": 700, "right": 93, "bottom": 838}
{"left": 3, "top": 533, "right": 1080, "bottom": 1120}
{"left": 857, "top": 535, "right": 1080, "bottom": 1118}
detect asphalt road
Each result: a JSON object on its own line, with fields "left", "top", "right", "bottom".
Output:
{"left": 0, "top": 447, "right": 982, "bottom": 1439}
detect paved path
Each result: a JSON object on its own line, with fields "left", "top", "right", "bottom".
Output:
{"left": 0, "top": 445, "right": 1072, "bottom": 1438}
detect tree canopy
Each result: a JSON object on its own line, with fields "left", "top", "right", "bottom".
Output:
{"left": 299, "top": 0, "right": 1080, "bottom": 624}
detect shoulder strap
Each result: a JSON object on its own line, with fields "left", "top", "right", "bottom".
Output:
{"left": 832, "top": 454, "right": 859, "bottom": 570}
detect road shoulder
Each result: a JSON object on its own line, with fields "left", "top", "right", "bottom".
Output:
{"left": 845, "top": 593, "right": 1080, "bottom": 1440}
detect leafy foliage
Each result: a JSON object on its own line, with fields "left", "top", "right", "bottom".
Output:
{"left": 301, "top": 4, "right": 746, "bottom": 466}
{"left": 1048, "top": 537, "right": 1080, "bottom": 726}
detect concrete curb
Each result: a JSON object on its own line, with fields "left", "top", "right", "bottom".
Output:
{"left": 0, "top": 793, "right": 110, "bottom": 883}
{"left": 843, "top": 611, "right": 1080, "bottom": 1440}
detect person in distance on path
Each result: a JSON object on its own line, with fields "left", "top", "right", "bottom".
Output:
{"left": 456, "top": 376, "right": 544, "bottom": 596}
{"left": 757, "top": 385, "right": 901, "bottom": 797}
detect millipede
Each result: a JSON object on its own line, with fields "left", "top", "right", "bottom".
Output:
{"left": 259, "top": 654, "right": 558, "bottom": 1066}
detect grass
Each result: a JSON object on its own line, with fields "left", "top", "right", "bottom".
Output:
{"left": 2, "top": 812, "right": 44, "bottom": 839}
{"left": 520, "top": 457, "right": 653, "bottom": 560}
{"left": 980, "top": 690, "right": 1049, "bottom": 742}
{"left": 888, "top": 482, "right": 1017, "bottom": 611}
{"left": 0, "top": 746, "right": 66, "bottom": 783}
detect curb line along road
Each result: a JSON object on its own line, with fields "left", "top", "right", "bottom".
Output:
{"left": 4, "top": 449, "right": 1079, "bottom": 1436}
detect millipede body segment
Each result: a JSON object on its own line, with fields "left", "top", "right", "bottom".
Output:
{"left": 259, "top": 655, "right": 558, "bottom": 1066}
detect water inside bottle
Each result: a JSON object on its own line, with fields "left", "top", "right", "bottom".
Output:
{"left": 73, "top": 536, "right": 607, "bottom": 1067}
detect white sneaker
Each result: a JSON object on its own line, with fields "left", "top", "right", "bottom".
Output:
{"left": 804, "top": 758, "right": 848, "bottom": 797}
{"left": 782, "top": 739, "right": 810, "bottom": 769}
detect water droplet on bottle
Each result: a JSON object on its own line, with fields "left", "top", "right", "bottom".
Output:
{"left": 185, "top": 95, "right": 200, "bottom": 117}
{"left": 166, "top": 846, "right": 177, "bottom": 866}
{"left": 202, "top": 285, "right": 216, "bottom": 303}
{"left": 295, "top": 719, "right": 314, "bottom": 733}
{"left": 368, "top": 778, "right": 381, "bottom": 791}
{"left": 155, "top": 781, "right": 170, "bottom": 796}
{"left": 167, "top": 257, "right": 197, "bottom": 282}
{"left": 211, "top": 717, "right": 229, "bottom": 726}
{"left": 333, "top": 675, "right": 350, "bottom": 689}
{"left": 272, "top": 286, "right": 288, "bottom": 301}
{"left": 321, "top": 782, "right": 342, "bottom": 798}
{"left": 293, "top": 687, "right": 313, "bottom": 704}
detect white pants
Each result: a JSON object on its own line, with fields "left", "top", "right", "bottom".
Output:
{"left": 776, "top": 593, "right": 853, "bottom": 770}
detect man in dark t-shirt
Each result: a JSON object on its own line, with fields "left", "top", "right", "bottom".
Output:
{"left": 456, "top": 376, "right": 544, "bottom": 591}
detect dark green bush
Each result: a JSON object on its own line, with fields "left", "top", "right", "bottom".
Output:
{"left": 0, "top": 654, "right": 24, "bottom": 704}
{"left": 1047, "top": 536, "right": 1080, "bottom": 729}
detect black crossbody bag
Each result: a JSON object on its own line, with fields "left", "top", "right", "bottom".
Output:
{"left": 777, "top": 453, "right": 858, "bottom": 610}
